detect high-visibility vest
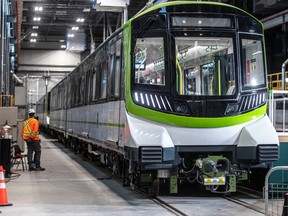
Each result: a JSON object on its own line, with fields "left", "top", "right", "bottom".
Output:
{"left": 21, "top": 118, "right": 39, "bottom": 141}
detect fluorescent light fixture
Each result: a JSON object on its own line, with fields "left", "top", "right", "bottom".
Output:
{"left": 252, "top": 51, "right": 262, "bottom": 55}
{"left": 67, "top": 34, "right": 75, "bottom": 38}
{"left": 61, "top": 45, "right": 66, "bottom": 49}
{"left": 59, "top": 39, "right": 65, "bottom": 42}
{"left": 71, "top": 26, "right": 79, "bottom": 31}
{"left": 35, "top": 6, "right": 43, "bottom": 11}
{"left": 32, "top": 26, "right": 39, "bottom": 29}
{"left": 33, "top": 17, "right": 41, "bottom": 21}
{"left": 83, "top": 8, "right": 90, "bottom": 12}
{"left": 31, "top": 33, "right": 38, "bottom": 37}
{"left": 76, "top": 18, "right": 85, "bottom": 22}
{"left": 30, "top": 39, "right": 37, "bottom": 42}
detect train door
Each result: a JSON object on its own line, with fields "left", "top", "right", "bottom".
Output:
{"left": 107, "top": 34, "right": 123, "bottom": 145}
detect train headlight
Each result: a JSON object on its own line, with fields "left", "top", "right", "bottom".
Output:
{"left": 225, "top": 103, "right": 239, "bottom": 116}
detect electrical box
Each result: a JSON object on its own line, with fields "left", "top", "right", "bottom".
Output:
{"left": 15, "top": 86, "right": 27, "bottom": 106}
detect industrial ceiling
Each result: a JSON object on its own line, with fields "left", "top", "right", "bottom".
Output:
{"left": 18, "top": 0, "right": 288, "bottom": 53}
{"left": 20, "top": 0, "right": 148, "bottom": 52}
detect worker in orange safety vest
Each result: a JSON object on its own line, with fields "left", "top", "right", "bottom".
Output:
{"left": 21, "top": 109, "right": 45, "bottom": 171}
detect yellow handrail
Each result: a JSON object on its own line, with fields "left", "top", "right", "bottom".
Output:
{"left": 218, "top": 60, "right": 221, "bottom": 95}
{"left": 0, "top": 95, "right": 14, "bottom": 107}
{"left": 268, "top": 71, "right": 288, "bottom": 90}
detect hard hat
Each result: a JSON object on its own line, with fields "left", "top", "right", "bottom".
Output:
{"left": 28, "top": 109, "right": 36, "bottom": 114}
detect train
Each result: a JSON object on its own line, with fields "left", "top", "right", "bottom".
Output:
{"left": 36, "top": 1, "right": 279, "bottom": 197}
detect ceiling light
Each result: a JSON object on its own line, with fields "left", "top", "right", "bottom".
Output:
{"left": 32, "top": 26, "right": 39, "bottom": 29}
{"left": 67, "top": 34, "right": 75, "bottom": 38}
{"left": 59, "top": 40, "right": 65, "bottom": 42}
{"left": 83, "top": 8, "right": 90, "bottom": 12}
{"left": 31, "top": 33, "right": 38, "bottom": 37}
{"left": 71, "top": 26, "right": 79, "bottom": 31}
{"left": 35, "top": 6, "right": 43, "bottom": 11}
{"left": 61, "top": 45, "right": 66, "bottom": 49}
{"left": 33, "top": 17, "right": 41, "bottom": 21}
{"left": 30, "top": 39, "right": 37, "bottom": 42}
{"left": 76, "top": 18, "right": 85, "bottom": 22}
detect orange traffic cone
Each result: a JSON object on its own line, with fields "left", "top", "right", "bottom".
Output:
{"left": 0, "top": 166, "right": 12, "bottom": 206}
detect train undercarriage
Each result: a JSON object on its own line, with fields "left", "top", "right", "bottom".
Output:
{"left": 40, "top": 125, "right": 274, "bottom": 198}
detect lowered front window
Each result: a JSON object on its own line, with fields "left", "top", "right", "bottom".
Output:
{"left": 175, "top": 36, "right": 235, "bottom": 96}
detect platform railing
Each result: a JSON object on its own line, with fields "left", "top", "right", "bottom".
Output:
{"left": 268, "top": 72, "right": 288, "bottom": 90}
{"left": 0, "top": 95, "right": 14, "bottom": 107}
{"left": 264, "top": 166, "right": 288, "bottom": 216}
{"left": 268, "top": 90, "right": 288, "bottom": 134}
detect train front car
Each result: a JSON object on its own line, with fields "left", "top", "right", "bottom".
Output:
{"left": 123, "top": 1, "right": 279, "bottom": 197}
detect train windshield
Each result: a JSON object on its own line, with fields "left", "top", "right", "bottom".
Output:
{"left": 175, "top": 36, "right": 235, "bottom": 96}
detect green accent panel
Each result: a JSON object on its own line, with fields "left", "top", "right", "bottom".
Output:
{"left": 50, "top": 118, "right": 125, "bottom": 128}
{"left": 123, "top": 22, "right": 132, "bottom": 100}
{"left": 170, "top": 176, "right": 178, "bottom": 194}
{"left": 238, "top": 171, "right": 248, "bottom": 181}
{"left": 141, "top": 174, "right": 153, "bottom": 183}
{"left": 271, "top": 142, "right": 288, "bottom": 184}
{"left": 228, "top": 175, "right": 236, "bottom": 192}
{"left": 125, "top": 96, "right": 267, "bottom": 128}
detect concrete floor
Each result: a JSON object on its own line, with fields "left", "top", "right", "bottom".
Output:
{"left": 2, "top": 136, "right": 175, "bottom": 216}
{"left": 1, "top": 136, "right": 266, "bottom": 216}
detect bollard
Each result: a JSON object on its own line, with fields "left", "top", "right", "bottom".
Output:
{"left": 283, "top": 193, "right": 288, "bottom": 216}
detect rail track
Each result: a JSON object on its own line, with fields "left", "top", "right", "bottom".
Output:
{"left": 52, "top": 136, "right": 266, "bottom": 216}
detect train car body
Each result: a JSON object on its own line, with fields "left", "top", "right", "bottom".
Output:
{"left": 36, "top": 1, "right": 279, "bottom": 197}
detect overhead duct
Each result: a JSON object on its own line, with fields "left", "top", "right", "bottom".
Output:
{"left": 95, "top": 0, "right": 130, "bottom": 12}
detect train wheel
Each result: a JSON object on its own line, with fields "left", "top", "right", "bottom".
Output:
{"left": 147, "top": 179, "right": 160, "bottom": 198}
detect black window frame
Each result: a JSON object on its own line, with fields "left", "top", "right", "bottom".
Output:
{"left": 239, "top": 33, "right": 267, "bottom": 92}
{"left": 170, "top": 30, "right": 239, "bottom": 100}
{"left": 131, "top": 30, "right": 170, "bottom": 93}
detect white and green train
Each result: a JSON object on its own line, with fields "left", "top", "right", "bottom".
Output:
{"left": 36, "top": 1, "right": 279, "bottom": 197}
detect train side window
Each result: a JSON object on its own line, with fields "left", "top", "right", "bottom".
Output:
{"left": 78, "top": 74, "right": 85, "bottom": 105}
{"left": 109, "top": 38, "right": 122, "bottom": 98}
{"left": 72, "top": 74, "right": 77, "bottom": 106}
{"left": 114, "top": 56, "right": 121, "bottom": 97}
{"left": 133, "top": 37, "right": 165, "bottom": 86}
{"left": 66, "top": 76, "right": 71, "bottom": 108}
{"left": 86, "top": 69, "right": 92, "bottom": 103}
{"left": 76, "top": 76, "right": 81, "bottom": 104}
{"left": 63, "top": 80, "right": 67, "bottom": 109}
{"left": 92, "top": 67, "right": 99, "bottom": 101}
{"left": 115, "top": 38, "right": 122, "bottom": 97}
{"left": 100, "top": 63, "right": 107, "bottom": 99}
{"left": 59, "top": 85, "right": 63, "bottom": 109}
{"left": 241, "top": 38, "right": 265, "bottom": 89}
{"left": 121, "top": 38, "right": 125, "bottom": 99}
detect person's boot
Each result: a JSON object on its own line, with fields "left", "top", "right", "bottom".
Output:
{"left": 29, "top": 167, "right": 36, "bottom": 171}
{"left": 35, "top": 166, "right": 45, "bottom": 171}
